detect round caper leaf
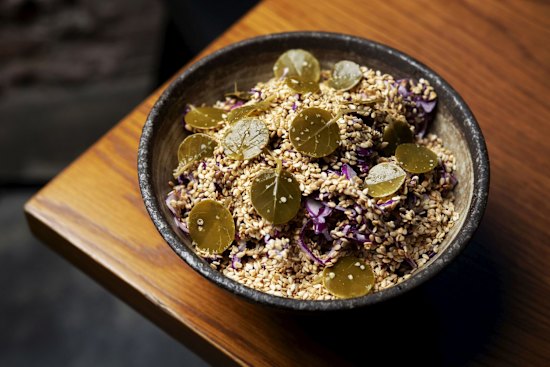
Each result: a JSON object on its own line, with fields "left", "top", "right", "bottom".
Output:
{"left": 184, "top": 107, "right": 224, "bottom": 129}
{"left": 395, "top": 143, "right": 438, "bottom": 173}
{"left": 226, "top": 95, "right": 275, "bottom": 124}
{"left": 382, "top": 119, "right": 414, "bottom": 156}
{"left": 250, "top": 168, "right": 301, "bottom": 225}
{"left": 273, "top": 49, "right": 320, "bottom": 82}
{"left": 176, "top": 133, "right": 217, "bottom": 174}
{"left": 323, "top": 256, "right": 374, "bottom": 298}
{"left": 188, "top": 199, "right": 235, "bottom": 254}
{"left": 254, "top": 95, "right": 276, "bottom": 111}
{"left": 225, "top": 83, "right": 253, "bottom": 101}
{"left": 285, "top": 78, "right": 319, "bottom": 94}
{"left": 328, "top": 60, "right": 363, "bottom": 91}
{"left": 365, "top": 162, "right": 406, "bottom": 198}
{"left": 222, "top": 117, "right": 269, "bottom": 160}
{"left": 226, "top": 105, "right": 256, "bottom": 124}
{"left": 290, "top": 107, "right": 340, "bottom": 158}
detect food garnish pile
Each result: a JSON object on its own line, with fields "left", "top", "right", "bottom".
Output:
{"left": 166, "top": 50, "right": 458, "bottom": 300}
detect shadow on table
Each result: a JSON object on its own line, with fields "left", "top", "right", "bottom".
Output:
{"left": 279, "top": 215, "right": 507, "bottom": 366}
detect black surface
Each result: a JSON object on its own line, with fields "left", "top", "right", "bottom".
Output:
{"left": 0, "top": 190, "right": 208, "bottom": 367}
{"left": 156, "top": 0, "right": 258, "bottom": 85}
{"left": 138, "top": 32, "right": 489, "bottom": 311}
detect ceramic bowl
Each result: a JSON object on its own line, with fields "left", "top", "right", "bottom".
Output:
{"left": 138, "top": 31, "right": 489, "bottom": 311}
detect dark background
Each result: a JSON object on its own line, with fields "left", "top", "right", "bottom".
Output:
{"left": 0, "top": 1, "right": 256, "bottom": 365}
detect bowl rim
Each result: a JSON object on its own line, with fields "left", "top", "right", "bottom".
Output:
{"left": 138, "top": 31, "right": 490, "bottom": 311}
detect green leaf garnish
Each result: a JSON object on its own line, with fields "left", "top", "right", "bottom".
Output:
{"left": 328, "top": 60, "right": 362, "bottom": 91}
{"left": 365, "top": 162, "right": 406, "bottom": 198}
{"left": 250, "top": 163, "right": 301, "bottom": 224}
{"left": 290, "top": 107, "right": 340, "bottom": 158}
{"left": 273, "top": 49, "right": 320, "bottom": 82}
{"left": 323, "top": 256, "right": 374, "bottom": 298}
{"left": 185, "top": 106, "right": 225, "bottom": 129}
{"left": 188, "top": 199, "right": 235, "bottom": 254}
{"left": 175, "top": 133, "right": 217, "bottom": 176}
{"left": 222, "top": 118, "right": 270, "bottom": 160}
{"left": 395, "top": 143, "right": 438, "bottom": 173}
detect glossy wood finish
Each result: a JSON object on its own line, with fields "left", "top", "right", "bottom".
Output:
{"left": 25, "top": 1, "right": 550, "bottom": 365}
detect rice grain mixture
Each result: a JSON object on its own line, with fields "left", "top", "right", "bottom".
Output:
{"left": 166, "top": 50, "right": 458, "bottom": 300}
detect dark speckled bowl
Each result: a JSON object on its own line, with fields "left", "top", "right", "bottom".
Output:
{"left": 138, "top": 32, "right": 489, "bottom": 311}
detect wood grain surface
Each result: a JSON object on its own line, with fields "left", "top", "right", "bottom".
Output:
{"left": 25, "top": 1, "right": 550, "bottom": 365}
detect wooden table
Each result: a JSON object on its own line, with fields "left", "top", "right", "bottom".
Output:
{"left": 25, "top": 1, "right": 550, "bottom": 365}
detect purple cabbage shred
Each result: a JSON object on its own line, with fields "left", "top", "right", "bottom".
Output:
{"left": 231, "top": 241, "right": 247, "bottom": 269}
{"left": 174, "top": 218, "right": 189, "bottom": 233}
{"left": 405, "top": 257, "right": 417, "bottom": 269}
{"left": 298, "top": 220, "right": 337, "bottom": 266}
{"left": 342, "top": 224, "right": 352, "bottom": 235}
{"left": 436, "top": 162, "right": 459, "bottom": 193}
{"left": 230, "top": 100, "right": 245, "bottom": 110}
{"left": 357, "top": 162, "right": 370, "bottom": 173}
{"left": 394, "top": 79, "right": 437, "bottom": 138}
{"left": 177, "top": 173, "right": 194, "bottom": 185}
{"left": 166, "top": 191, "right": 190, "bottom": 234}
{"left": 356, "top": 148, "right": 374, "bottom": 173}
{"left": 341, "top": 164, "right": 357, "bottom": 180}
{"left": 376, "top": 199, "right": 396, "bottom": 212}
{"left": 357, "top": 147, "right": 373, "bottom": 157}
{"left": 355, "top": 232, "right": 368, "bottom": 242}
{"left": 341, "top": 224, "right": 371, "bottom": 244}
{"left": 305, "top": 199, "right": 333, "bottom": 221}
{"left": 305, "top": 199, "right": 334, "bottom": 241}
{"left": 298, "top": 199, "right": 346, "bottom": 264}
{"left": 165, "top": 191, "right": 178, "bottom": 216}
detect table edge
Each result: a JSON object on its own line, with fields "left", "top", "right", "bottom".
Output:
{"left": 23, "top": 199, "right": 242, "bottom": 367}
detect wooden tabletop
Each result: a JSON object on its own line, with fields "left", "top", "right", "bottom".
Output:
{"left": 25, "top": 1, "right": 550, "bottom": 365}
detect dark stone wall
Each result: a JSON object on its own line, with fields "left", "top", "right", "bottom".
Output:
{"left": 0, "top": 0, "right": 163, "bottom": 182}
{"left": 0, "top": 0, "right": 162, "bottom": 92}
